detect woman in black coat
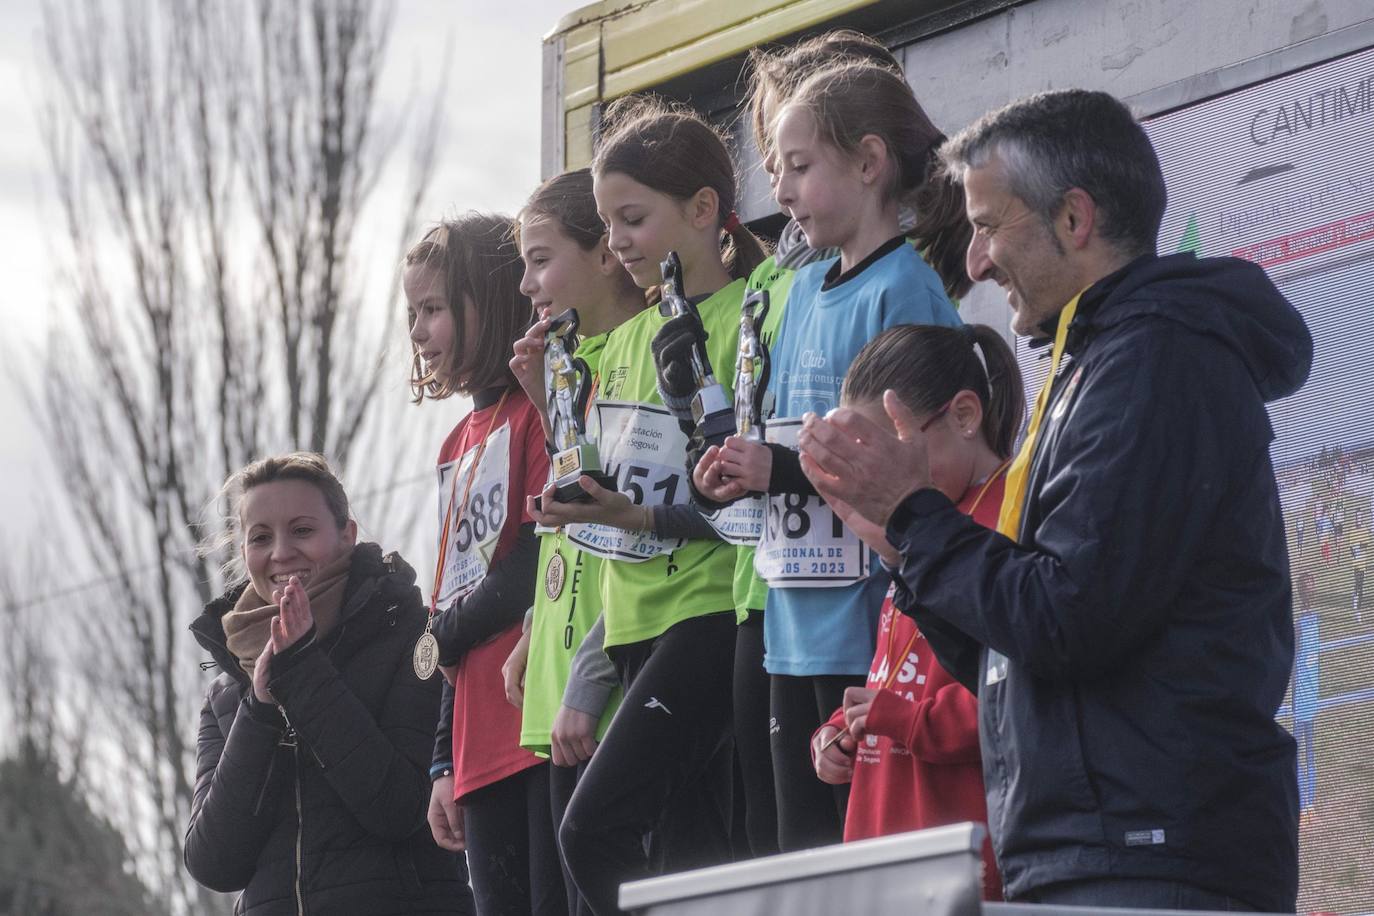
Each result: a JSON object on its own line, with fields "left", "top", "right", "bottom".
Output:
{"left": 186, "top": 452, "right": 474, "bottom": 915}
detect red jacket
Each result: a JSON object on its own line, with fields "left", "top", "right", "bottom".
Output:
{"left": 815, "top": 474, "right": 1005, "bottom": 900}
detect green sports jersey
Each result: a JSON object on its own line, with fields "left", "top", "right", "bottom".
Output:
{"left": 733, "top": 258, "right": 795, "bottom": 619}
{"left": 595, "top": 279, "right": 746, "bottom": 648}
{"left": 521, "top": 332, "right": 622, "bottom": 755}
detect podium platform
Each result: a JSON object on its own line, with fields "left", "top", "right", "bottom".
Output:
{"left": 618, "top": 823, "right": 1278, "bottom": 916}
{"left": 620, "top": 823, "right": 985, "bottom": 916}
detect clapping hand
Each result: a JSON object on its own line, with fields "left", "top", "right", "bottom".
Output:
{"left": 799, "top": 391, "right": 933, "bottom": 528}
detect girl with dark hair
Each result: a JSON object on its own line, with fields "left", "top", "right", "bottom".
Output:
{"left": 527, "top": 96, "right": 766, "bottom": 914}
{"left": 186, "top": 453, "right": 473, "bottom": 915}
{"left": 504, "top": 168, "right": 644, "bottom": 916}
{"left": 405, "top": 214, "right": 566, "bottom": 915}
{"left": 808, "top": 323, "right": 1023, "bottom": 900}
{"left": 693, "top": 60, "right": 966, "bottom": 852}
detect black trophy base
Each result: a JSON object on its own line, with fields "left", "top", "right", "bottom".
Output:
{"left": 697, "top": 407, "right": 737, "bottom": 450}
{"left": 553, "top": 470, "right": 617, "bottom": 504}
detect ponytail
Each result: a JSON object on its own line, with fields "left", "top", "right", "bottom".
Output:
{"left": 908, "top": 141, "right": 975, "bottom": 300}
{"left": 842, "top": 324, "right": 1025, "bottom": 459}
{"left": 723, "top": 216, "right": 768, "bottom": 280}
{"left": 966, "top": 324, "right": 1023, "bottom": 458}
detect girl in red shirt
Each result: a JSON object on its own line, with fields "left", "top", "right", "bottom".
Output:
{"left": 405, "top": 213, "right": 565, "bottom": 915}
{"left": 810, "top": 323, "right": 1025, "bottom": 901}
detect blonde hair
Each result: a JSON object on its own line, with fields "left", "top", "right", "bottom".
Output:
{"left": 745, "top": 29, "right": 901, "bottom": 163}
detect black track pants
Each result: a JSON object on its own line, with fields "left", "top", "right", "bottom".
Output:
{"left": 769, "top": 672, "right": 863, "bottom": 851}
{"left": 733, "top": 611, "right": 778, "bottom": 857}
{"left": 463, "top": 762, "right": 568, "bottom": 916}
{"left": 560, "top": 612, "right": 736, "bottom": 915}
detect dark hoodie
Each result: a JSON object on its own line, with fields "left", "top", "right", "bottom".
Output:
{"left": 884, "top": 253, "right": 1309, "bottom": 911}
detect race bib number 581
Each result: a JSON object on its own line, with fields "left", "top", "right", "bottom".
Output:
{"left": 565, "top": 400, "right": 688, "bottom": 562}
{"left": 754, "top": 418, "right": 870, "bottom": 587}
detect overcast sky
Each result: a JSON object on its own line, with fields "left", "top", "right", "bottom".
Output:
{"left": 0, "top": 0, "right": 576, "bottom": 549}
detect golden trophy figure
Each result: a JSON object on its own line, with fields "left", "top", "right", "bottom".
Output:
{"left": 545, "top": 309, "right": 614, "bottom": 503}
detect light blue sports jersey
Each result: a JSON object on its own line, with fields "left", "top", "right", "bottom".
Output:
{"left": 763, "top": 240, "right": 961, "bottom": 675}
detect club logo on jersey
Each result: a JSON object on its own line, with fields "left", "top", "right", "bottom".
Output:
{"left": 603, "top": 366, "right": 629, "bottom": 400}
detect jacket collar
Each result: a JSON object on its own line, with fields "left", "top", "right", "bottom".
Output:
{"left": 189, "top": 543, "right": 412, "bottom": 676}
{"left": 1030, "top": 252, "right": 1158, "bottom": 356}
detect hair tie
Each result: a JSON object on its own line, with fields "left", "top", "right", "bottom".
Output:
{"left": 961, "top": 324, "right": 989, "bottom": 377}
{"left": 723, "top": 210, "right": 742, "bottom": 233}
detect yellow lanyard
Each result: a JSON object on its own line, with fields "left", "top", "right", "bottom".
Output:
{"left": 996, "top": 293, "right": 1083, "bottom": 541}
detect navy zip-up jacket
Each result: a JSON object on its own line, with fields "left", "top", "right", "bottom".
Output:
{"left": 885, "top": 252, "right": 1310, "bottom": 912}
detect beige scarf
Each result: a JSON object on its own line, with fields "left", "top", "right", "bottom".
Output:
{"left": 222, "top": 547, "right": 355, "bottom": 677}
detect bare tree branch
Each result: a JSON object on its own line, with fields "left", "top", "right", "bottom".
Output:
{"left": 31, "top": 0, "right": 443, "bottom": 910}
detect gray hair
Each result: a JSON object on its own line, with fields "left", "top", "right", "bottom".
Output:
{"left": 940, "top": 89, "right": 1167, "bottom": 257}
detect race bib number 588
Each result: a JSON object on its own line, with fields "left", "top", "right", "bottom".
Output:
{"left": 754, "top": 418, "right": 870, "bottom": 587}
{"left": 436, "top": 422, "right": 511, "bottom": 606}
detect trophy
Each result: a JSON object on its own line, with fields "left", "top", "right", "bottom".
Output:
{"left": 657, "top": 251, "right": 736, "bottom": 448}
{"left": 734, "top": 288, "right": 770, "bottom": 443}
{"left": 544, "top": 309, "right": 614, "bottom": 502}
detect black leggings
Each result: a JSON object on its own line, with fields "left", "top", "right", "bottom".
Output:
{"left": 769, "top": 672, "right": 863, "bottom": 851}
{"left": 462, "top": 762, "right": 568, "bottom": 916}
{"left": 560, "top": 612, "right": 737, "bottom": 915}
{"left": 549, "top": 761, "right": 593, "bottom": 916}
{"left": 733, "top": 610, "right": 778, "bottom": 858}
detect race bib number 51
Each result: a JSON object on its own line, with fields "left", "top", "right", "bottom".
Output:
{"left": 565, "top": 400, "right": 688, "bottom": 562}
{"left": 436, "top": 422, "right": 510, "bottom": 606}
{"left": 755, "top": 418, "right": 870, "bottom": 587}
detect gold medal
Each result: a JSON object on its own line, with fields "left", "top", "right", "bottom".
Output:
{"left": 413, "top": 631, "right": 439, "bottom": 680}
{"left": 544, "top": 550, "right": 567, "bottom": 601}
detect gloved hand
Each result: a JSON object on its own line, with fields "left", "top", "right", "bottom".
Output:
{"left": 650, "top": 312, "right": 709, "bottom": 423}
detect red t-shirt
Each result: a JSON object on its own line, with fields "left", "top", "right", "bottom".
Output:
{"left": 815, "top": 473, "right": 1006, "bottom": 900}
{"left": 435, "top": 389, "right": 550, "bottom": 799}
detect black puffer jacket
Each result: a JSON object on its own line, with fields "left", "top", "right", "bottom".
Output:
{"left": 886, "top": 253, "right": 1309, "bottom": 912}
{"left": 186, "top": 544, "right": 473, "bottom": 916}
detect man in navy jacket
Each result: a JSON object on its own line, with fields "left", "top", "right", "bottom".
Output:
{"left": 798, "top": 89, "right": 1308, "bottom": 912}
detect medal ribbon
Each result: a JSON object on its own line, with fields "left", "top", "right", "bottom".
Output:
{"left": 426, "top": 389, "right": 511, "bottom": 631}
{"left": 882, "top": 466, "right": 1008, "bottom": 690}
{"left": 996, "top": 292, "right": 1082, "bottom": 541}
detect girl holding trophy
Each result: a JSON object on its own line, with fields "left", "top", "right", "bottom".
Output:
{"left": 506, "top": 168, "right": 643, "bottom": 916}
{"left": 692, "top": 62, "right": 970, "bottom": 851}
{"left": 527, "top": 96, "right": 767, "bottom": 915}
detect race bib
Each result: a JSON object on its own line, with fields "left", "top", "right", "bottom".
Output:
{"left": 436, "top": 422, "right": 511, "bottom": 606}
{"left": 565, "top": 400, "right": 688, "bottom": 562}
{"left": 754, "top": 418, "right": 870, "bottom": 587}
{"left": 704, "top": 496, "right": 765, "bottom": 546}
